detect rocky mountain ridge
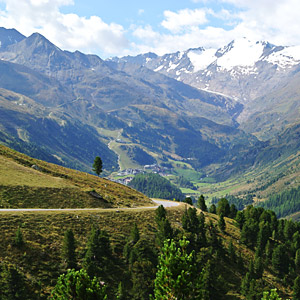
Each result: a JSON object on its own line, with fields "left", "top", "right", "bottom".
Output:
{"left": 110, "top": 38, "right": 300, "bottom": 103}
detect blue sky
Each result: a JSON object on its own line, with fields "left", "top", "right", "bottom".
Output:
{"left": 0, "top": 0, "right": 299, "bottom": 58}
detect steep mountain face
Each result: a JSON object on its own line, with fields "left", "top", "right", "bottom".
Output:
{"left": 238, "top": 71, "right": 300, "bottom": 139}
{"left": 111, "top": 38, "right": 300, "bottom": 142}
{"left": 0, "top": 27, "right": 258, "bottom": 175}
{"left": 0, "top": 88, "right": 118, "bottom": 172}
{"left": 111, "top": 38, "right": 300, "bottom": 104}
{"left": 0, "top": 27, "right": 25, "bottom": 49}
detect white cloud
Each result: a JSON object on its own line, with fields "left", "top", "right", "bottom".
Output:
{"left": 131, "top": 0, "right": 300, "bottom": 56}
{"left": 132, "top": 25, "right": 232, "bottom": 56}
{"left": 0, "top": 0, "right": 129, "bottom": 57}
{"left": 138, "top": 9, "right": 145, "bottom": 15}
{"left": 161, "top": 8, "right": 208, "bottom": 33}
{"left": 218, "top": 0, "right": 300, "bottom": 45}
{"left": 1, "top": 0, "right": 300, "bottom": 57}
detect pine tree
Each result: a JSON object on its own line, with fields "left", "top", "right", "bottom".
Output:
{"left": 254, "top": 256, "right": 264, "bottom": 279}
{"left": 199, "top": 260, "right": 214, "bottom": 300}
{"left": 1, "top": 264, "right": 29, "bottom": 300}
{"left": 218, "top": 213, "right": 226, "bottom": 233}
{"left": 156, "top": 218, "right": 173, "bottom": 247}
{"left": 235, "top": 211, "right": 245, "bottom": 230}
{"left": 50, "top": 269, "right": 107, "bottom": 299}
{"left": 261, "top": 288, "right": 281, "bottom": 300}
{"left": 92, "top": 156, "right": 103, "bottom": 176}
{"left": 228, "top": 240, "right": 236, "bottom": 262}
{"left": 272, "top": 245, "right": 289, "bottom": 276}
{"left": 241, "top": 272, "right": 251, "bottom": 296}
{"left": 155, "top": 205, "right": 166, "bottom": 223}
{"left": 116, "top": 282, "right": 127, "bottom": 300}
{"left": 14, "top": 227, "right": 24, "bottom": 248}
{"left": 62, "top": 229, "right": 77, "bottom": 270}
{"left": 182, "top": 207, "right": 199, "bottom": 234}
{"left": 229, "top": 204, "right": 238, "bottom": 219}
{"left": 131, "top": 260, "right": 155, "bottom": 300}
{"left": 84, "top": 226, "right": 111, "bottom": 277}
{"left": 295, "top": 249, "right": 300, "bottom": 271}
{"left": 293, "top": 276, "right": 300, "bottom": 300}
{"left": 217, "top": 198, "right": 230, "bottom": 217}
{"left": 184, "top": 197, "right": 193, "bottom": 205}
{"left": 130, "top": 223, "right": 140, "bottom": 244}
{"left": 197, "top": 195, "right": 207, "bottom": 212}
{"left": 292, "top": 231, "right": 300, "bottom": 252}
{"left": 256, "top": 221, "right": 271, "bottom": 252}
{"left": 265, "top": 240, "right": 273, "bottom": 260}
{"left": 151, "top": 237, "right": 201, "bottom": 300}
{"left": 209, "top": 204, "right": 216, "bottom": 214}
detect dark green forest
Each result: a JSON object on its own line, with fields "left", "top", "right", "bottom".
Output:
{"left": 258, "top": 186, "right": 300, "bottom": 218}
{"left": 128, "top": 173, "right": 185, "bottom": 201}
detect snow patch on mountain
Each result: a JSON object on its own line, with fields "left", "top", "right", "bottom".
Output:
{"left": 187, "top": 48, "right": 217, "bottom": 72}
{"left": 167, "top": 61, "right": 179, "bottom": 72}
{"left": 216, "top": 38, "right": 265, "bottom": 70}
{"left": 154, "top": 65, "right": 164, "bottom": 72}
{"left": 265, "top": 45, "right": 300, "bottom": 68}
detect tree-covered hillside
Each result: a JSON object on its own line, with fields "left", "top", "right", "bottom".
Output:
{"left": 128, "top": 173, "right": 185, "bottom": 201}
{"left": 258, "top": 186, "right": 300, "bottom": 218}
{"left": 1, "top": 199, "right": 299, "bottom": 299}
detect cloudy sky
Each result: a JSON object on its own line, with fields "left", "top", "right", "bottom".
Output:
{"left": 0, "top": 0, "right": 299, "bottom": 58}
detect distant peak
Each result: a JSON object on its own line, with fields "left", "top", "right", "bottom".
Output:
{"left": 28, "top": 32, "right": 48, "bottom": 40}
{"left": 25, "top": 32, "right": 59, "bottom": 50}
{"left": 0, "top": 27, "right": 26, "bottom": 48}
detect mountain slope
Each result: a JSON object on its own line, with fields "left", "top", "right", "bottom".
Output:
{"left": 112, "top": 38, "right": 300, "bottom": 143}
{"left": 239, "top": 72, "right": 300, "bottom": 139}
{"left": 112, "top": 38, "right": 300, "bottom": 104}
{"left": 0, "top": 88, "right": 118, "bottom": 172}
{"left": 0, "top": 28, "right": 258, "bottom": 175}
{"left": 0, "top": 144, "right": 151, "bottom": 208}
{"left": 0, "top": 27, "right": 25, "bottom": 49}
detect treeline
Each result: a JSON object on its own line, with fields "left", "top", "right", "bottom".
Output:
{"left": 257, "top": 185, "right": 300, "bottom": 218}
{"left": 212, "top": 194, "right": 254, "bottom": 210}
{"left": 175, "top": 176, "right": 197, "bottom": 190}
{"left": 128, "top": 173, "right": 185, "bottom": 201}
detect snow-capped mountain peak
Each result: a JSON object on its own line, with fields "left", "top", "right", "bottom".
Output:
{"left": 187, "top": 48, "right": 217, "bottom": 72}
{"left": 216, "top": 38, "right": 266, "bottom": 70}
{"left": 109, "top": 38, "right": 300, "bottom": 103}
{"left": 264, "top": 45, "right": 300, "bottom": 68}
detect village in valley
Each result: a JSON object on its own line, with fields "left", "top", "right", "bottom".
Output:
{"left": 111, "top": 164, "right": 171, "bottom": 185}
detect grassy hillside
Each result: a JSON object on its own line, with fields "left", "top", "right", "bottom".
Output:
{"left": 0, "top": 145, "right": 152, "bottom": 208}
{"left": 0, "top": 204, "right": 293, "bottom": 299}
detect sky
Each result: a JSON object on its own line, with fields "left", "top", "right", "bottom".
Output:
{"left": 0, "top": 0, "right": 299, "bottom": 58}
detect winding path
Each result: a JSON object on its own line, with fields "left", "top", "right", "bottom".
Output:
{"left": 0, "top": 199, "right": 181, "bottom": 212}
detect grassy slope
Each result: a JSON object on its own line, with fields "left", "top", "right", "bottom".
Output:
{"left": 0, "top": 145, "right": 152, "bottom": 208}
{"left": 200, "top": 150, "right": 300, "bottom": 204}
{"left": 0, "top": 205, "right": 291, "bottom": 299}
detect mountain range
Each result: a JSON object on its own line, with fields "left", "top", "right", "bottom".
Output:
{"left": 111, "top": 38, "right": 300, "bottom": 140}
{"left": 0, "top": 27, "right": 299, "bottom": 200}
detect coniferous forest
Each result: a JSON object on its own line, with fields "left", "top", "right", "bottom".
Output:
{"left": 1, "top": 198, "right": 300, "bottom": 299}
